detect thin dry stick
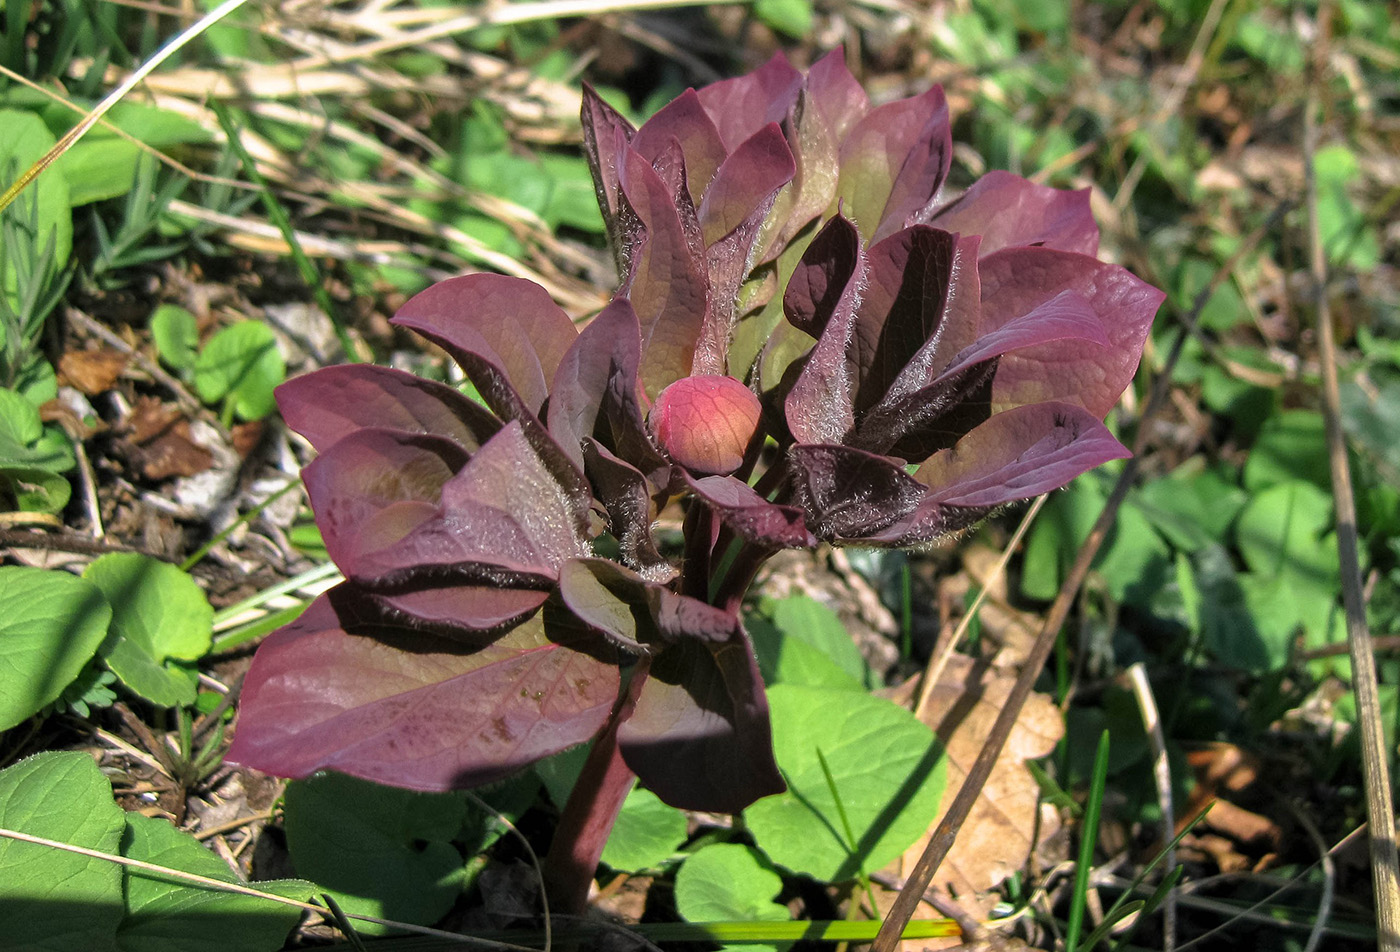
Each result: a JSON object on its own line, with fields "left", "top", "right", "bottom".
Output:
{"left": 1303, "top": 11, "right": 1400, "bottom": 948}
{"left": 1126, "top": 662, "right": 1175, "bottom": 950}
{"left": 914, "top": 494, "right": 1047, "bottom": 719}
{"left": 0, "top": 0, "right": 253, "bottom": 214}
{"left": 0, "top": 828, "right": 540, "bottom": 950}
{"left": 872, "top": 201, "right": 1294, "bottom": 952}
{"left": 1288, "top": 801, "right": 1337, "bottom": 952}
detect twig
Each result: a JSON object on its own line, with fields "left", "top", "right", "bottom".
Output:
{"left": 0, "top": 828, "right": 538, "bottom": 951}
{"left": 872, "top": 198, "right": 1295, "bottom": 952}
{"left": 1289, "top": 801, "right": 1336, "bottom": 952}
{"left": 914, "top": 494, "right": 1046, "bottom": 719}
{"left": 1303, "top": 8, "right": 1400, "bottom": 948}
{"left": 1125, "top": 662, "right": 1176, "bottom": 950}
{"left": 0, "top": 0, "right": 254, "bottom": 214}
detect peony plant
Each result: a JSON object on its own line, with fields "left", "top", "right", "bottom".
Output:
{"left": 227, "top": 49, "right": 1163, "bottom": 910}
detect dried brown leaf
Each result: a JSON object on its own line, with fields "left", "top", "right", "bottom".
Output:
{"left": 897, "top": 654, "right": 1064, "bottom": 911}
{"left": 59, "top": 347, "right": 129, "bottom": 395}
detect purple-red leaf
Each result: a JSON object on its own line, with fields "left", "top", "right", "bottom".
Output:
{"left": 855, "top": 286, "right": 1110, "bottom": 454}
{"left": 371, "top": 421, "right": 589, "bottom": 581}
{"left": 632, "top": 89, "right": 727, "bottom": 205}
{"left": 277, "top": 365, "right": 501, "bottom": 456}
{"left": 547, "top": 299, "right": 655, "bottom": 473}
{"left": 783, "top": 214, "right": 863, "bottom": 339}
{"left": 619, "top": 631, "right": 784, "bottom": 812}
{"left": 559, "top": 558, "right": 734, "bottom": 650}
{"left": 847, "top": 227, "right": 977, "bottom": 417}
{"left": 580, "top": 84, "right": 636, "bottom": 271}
{"left": 915, "top": 402, "right": 1130, "bottom": 506}
{"left": 392, "top": 273, "right": 577, "bottom": 420}
{"left": 616, "top": 144, "right": 710, "bottom": 399}
{"left": 783, "top": 216, "right": 865, "bottom": 445}
{"left": 928, "top": 170, "right": 1099, "bottom": 257}
{"left": 301, "top": 428, "right": 467, "bottom": 579}
{"left": 227, "top": 587, "right": 620, "bottom": 792}
{"left": 804, "top": 47, "right": 869, "bottom": 143}
{"left": 698, "top": 123, "right": 795, "bottom": 248}
{"left": 687, "top": 475, "right": 816, "bottom": 549}
{"left": 695, "top": 52, "right": 803, "bottom": 152}
{"left": 978, "top": 249, "right": 1164, "bottom": 416}
{"left": 787, "top": 443, "right": 929, "bottom": 541}
{"left": 835, "top": 86, "right": 951, "bottom": 244}
{"left": 581, "top": 440, "right": 675, "bottom": 580}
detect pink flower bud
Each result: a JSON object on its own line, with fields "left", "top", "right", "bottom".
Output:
{"left": 649, "top": 375, "right": 762, "bottom": 476}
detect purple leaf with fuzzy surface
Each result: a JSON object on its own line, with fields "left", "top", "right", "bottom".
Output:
{"left": 632, "top": 89, "right": 727, "bottom": 206}
{"left": 927, "top": 170, "right": 1099, "bottom": 257}
{"left": 835, "top": 86, "right": 951, "bottom": 244}
{"left": 915, "top": 402, "right": 1130, "bottom": 506}
{"left": 978, "top": 249, "right": 1164, "bottom": 416}
{"left": 580, "top": 85, "right": 636, "bottom": 272}
{"left": 301, "top": 428, "right": 466, "bottom": 579}
{"left": 227, "top": 587, "right": 620, "bottom": 791}
{"left": 619, "top": 632, "right": 784, "bottom": 812}
{"left": 783, "top": 216, "right": 866, "bottom": 445}
{"left": 392, "top": 273, "right": 577, "bottom": 420}
{"left": 277, "top": 365, "right": 500, "bottom": 455}
{"left": 687, "top": 475, "right": 816, "bottom": 549}
{"left": 695, "top": 53, "right": 803, "bottom": 152}
{"left": 845, "top": 227, "right": 979, "bottom": 418}
{"left": 371, "top": 421, "right": 589, "bottom": 580}
{"left": 616, "top": 144, "right": 710, "bottom": 399}
{"left": 547, "top": 299, "right": 657, "bottom": 474}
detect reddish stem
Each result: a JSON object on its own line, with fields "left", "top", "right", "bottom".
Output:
{"left": 542, "top": 667, "right": 645, "bottom": 914}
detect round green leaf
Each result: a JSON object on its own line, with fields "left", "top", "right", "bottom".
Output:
{"left": 0, "top": 751, "right": 127, "bottom": 950}
{"left": 0, "top": 567, "right": 111, "bottom": 730}
{"left": 149, "top": 305, "right": 200, "bottom": 376}
{"left": 746, "top": 685, "right": 946, "bottom": 882}
{"left": 193, "top": 321, "right": 285, "bottom": 420}
{"left": 118, "top": 813, "right": 312, "bottom": 952}
{"left": 282, "top": 772, "right": 469, "bottom": 934}
{"left": 600, "top": 785, "right": 688, "bottom": 872}
{"left": 674, "top": 843, "right": 788, "bottom": 924}
{"left": 85, "top": 554, "right": 213, "bottom": 708}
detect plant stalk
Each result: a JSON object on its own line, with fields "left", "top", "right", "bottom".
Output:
{"left": 1304, "top": 10, "right": 1400, "bottom": 944}
{"left": 542, "top": 670, "right": 643, "bottom": 915}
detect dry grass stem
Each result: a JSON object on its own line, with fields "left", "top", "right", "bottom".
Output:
{"left": 1303, "top": 9, "right": 1400, "bottom": 948}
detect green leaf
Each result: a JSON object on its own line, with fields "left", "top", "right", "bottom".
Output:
{"left": 1313, "top": 143, "right": 1380, "bottom": 270}
{"left": 1188, "top": 545, "right": 1283, "bottom": 673}
{"left": 757, "top": 595, "right": 872, "bottom": 687}
{"left": 674, "top": 843, "right": 789, "bottom": 952}
{"left": 84, "top": 554, "right": 213, "bottom": 708}
{"left": 1242, "top": 410, "right": 1329, "bottom": 491}
{"left": 0, "top": 567, "right": 112, "bottom": 731}
{"left": 0, "top": 388, "right": 74, "bottom": 472}
{"left": 193, "top": 322, "right": 285, "bottom": 421}
{"left": 0, "top": 464, "right": 72, "bottom": 513}
{"left": 0, "top": 109, "right": 73, "bottom": 283}
{"left": 600, "top": 784, "right": 688, "bottom": 872}
{"left": 1235, "top": 481, "right": 1339, "bottom": 589}
{"left": 747, "top": 614, "right": 863, "bottom": 690}
{"left": 52, "top": 139, "right": 142, "bottom": 207}
{"left": 149, "top": 304, "right": 200, "bottom": 376}
{"left": 754, "top": 0, "right": 813, "bottom": 37}
{"left": 117, "top": 813, "right": 311, "bottom": 952}
{"left": 1132, "top": 462, "right": 1245, "bottom": 552}
{"left": 1022, "top": 476, "right": 1171, "bottom": 606}
{"left": 745, "top": 685, "right": 946, "bottom": 882}
{"left": 282, "top": 772, "right": 469, "bottom": 934}
{"left": 0, "top": 752, "right": 127, "bottom": 951}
